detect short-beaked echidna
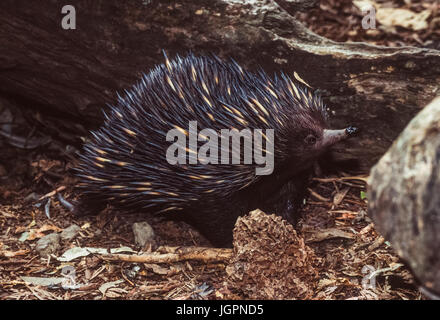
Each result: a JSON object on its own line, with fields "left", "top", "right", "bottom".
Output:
{"left": 74, "top": 53, "right": 357, "bottom": 246}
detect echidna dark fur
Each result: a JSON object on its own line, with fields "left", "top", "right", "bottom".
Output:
{"left": 74, "top": 52, "right": 357, "bottom": 247}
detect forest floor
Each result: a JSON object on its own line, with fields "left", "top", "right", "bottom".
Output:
{"left": 0, "top": 144, "right": 419, "bottom": 299}
{"left": 1, "top": 0, "right": 438, "bottom": 300}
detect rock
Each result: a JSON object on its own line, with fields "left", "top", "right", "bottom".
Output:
{"left": 60, "top": 224, "right": 81, "bottom": 241}
{"left": 23, "top": 192, "right": 40, "bottom": 203}
{"left": 132, "top": 222, "right": 155, "bottom": 247}
{"left": 368, "top": 97, "right": 440, "bottom": 296}
{"left": 35, "top": 233, "right": 61, "bottom": 258}
{"left": 223, "top": 209, "right": 319, "bottom": 299}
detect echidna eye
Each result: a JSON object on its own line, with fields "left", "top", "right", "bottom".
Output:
{"left": 304, "top": 134, "right": 317, "bottom": 145}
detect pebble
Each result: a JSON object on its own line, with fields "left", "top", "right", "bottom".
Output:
{"left": 35, "top": 233, "right": 61, "bottom": 258}
{"left": 60, "top": 224, "right": 81, "bottom": 241}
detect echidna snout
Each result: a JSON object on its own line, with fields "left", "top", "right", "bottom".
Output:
{"left": 321, "top": 126, "right": 358, "bottom": 148}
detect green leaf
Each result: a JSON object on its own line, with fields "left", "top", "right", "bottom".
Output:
{"left": 360, "top": 191, "right": 367, "bottom": 200}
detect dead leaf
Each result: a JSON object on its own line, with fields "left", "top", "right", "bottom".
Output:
{"left": 1, "top": 249, "right": 29, "bottom": 257}
{"left": 354, "top": 0, "right": 432, "bottom": 31}
{"left": 99, "top": 279, "right": 124, "bottom": 296}
{"left": 377, "top": 8, "right": 431, "bottom": 31}
{"left": 305, "top": 228, "right": 355, "bottom": 243}
{"left": 144, "top": 263, "right": 170, "bottom": 275}
{"left": 333, "top": 187, "right": 350, "bottom": 206}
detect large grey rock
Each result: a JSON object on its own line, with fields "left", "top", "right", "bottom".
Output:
{"left": 132, "top": 222, "right": 155, "bottom": 247}
{"left": 368, "top": 97, "right": 440, "bottom": 296}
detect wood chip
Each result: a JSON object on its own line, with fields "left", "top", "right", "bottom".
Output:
{"left": 305, "top": 228, "right": 356, "bottom": 243}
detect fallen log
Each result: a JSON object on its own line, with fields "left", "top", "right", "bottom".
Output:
{"left": 368, "top": 97, "right": 440, "bottom": 298}
{"left": 0, "top": 0, "right": 439, "bottom": 169}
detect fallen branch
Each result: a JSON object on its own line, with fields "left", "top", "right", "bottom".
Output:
{"left": 101, "top": 246, "right": 232, "bottom": 264}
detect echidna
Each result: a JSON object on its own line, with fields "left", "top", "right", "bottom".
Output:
{"left": 74, "top": 52, "right": 357, "bottom": 246}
